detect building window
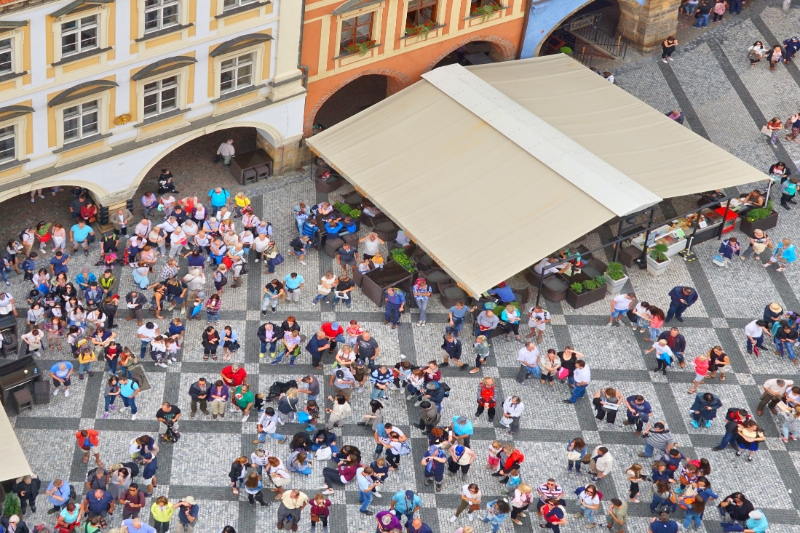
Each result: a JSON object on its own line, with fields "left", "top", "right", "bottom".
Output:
{"left": 0, "top": 126, "right": 15, "bottom": 162}
{"left": 406, "top": 0, "right": 437, "bottom": 26}
{"left": 220, "top": 53, "right": 253, "bottom": 94}
{"left": 144, "top": 0, "right": 180, "bottom": 32}
{"left": 340, "top": 13, "right": 373, "bottom": 53}
{"left": 222, "top": 0, "right": 258, "bottom": 11}
{"left": 61, "top": 15, "right": 98, "bottom": 57}
{"left": 0, "top": 39, "right": 12, "bottom": 75}
{"left": 143, "top": 76, "right": 178, "bottom": 117}
{"left": 63, "top": 100, "right": 99, "bottom": 143}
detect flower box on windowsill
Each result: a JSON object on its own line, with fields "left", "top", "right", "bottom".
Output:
{"left": 334, "top": 43, "right": 381, "bottom": 66}
{"left": 400, "top": 23, "right": 445, "bottom": 45}
{"left": 464, "top": 4, "right": 508, "bottom": 25}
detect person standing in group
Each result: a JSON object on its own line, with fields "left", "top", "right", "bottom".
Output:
{"left": 767, "top": 46, "right": 784, "bottom": 72}
{"left": 383, "top": 288, "right": 405, "bottom": 329}
{"left": 150, "top": 496, "right": 174, "bottom": 533}
{"left": 711, "top": 0, "right": 725, "bottom": 21}
{"left": 695, "top": 1, "right": 711, "bottom": 27}
{"left": 608, "top": 293, "right": 635, "bottom": 327}
{"left": 661, "top": 36, "right": 678, "bottom": 62}
{"left": 563, "top": 360, "right": 590, "bottom": 403}
{"left": 764, "top": 238, "right": 796, "bottom": 272}
{"left": 173, "top": 496, "right": 199, "bottom": 533}
{"left": 763, "top": 117, "right": 783, "bottom": 145}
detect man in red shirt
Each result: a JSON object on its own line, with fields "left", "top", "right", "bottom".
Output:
{"left": 221, "top": 364, "right": 247, "bottom": 412}
{"left": 321, "top": 321, "right": 344, "bottom": 352}
{"left": 75, "top": 429, "right": 103, "bottom": 467}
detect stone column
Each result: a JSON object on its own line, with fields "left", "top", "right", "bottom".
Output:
{"left": 616, "top": 0, "right": 681, "bottom": 53}
{"left": 270, "top": 0, "right": 307, "bottom": 102}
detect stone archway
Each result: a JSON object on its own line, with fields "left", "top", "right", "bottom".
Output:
{"left": 424, "top": 34, "right": 517, "bottom": 73}
{"left": 304, "top": 68, "right": 411, "bottom": 137}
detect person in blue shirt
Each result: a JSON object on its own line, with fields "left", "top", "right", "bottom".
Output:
{"left": 447, "top": 301, "right": 477, "bottom": 337}
{"left": 665, "top": 286, "right": 697, "bottom": 323}
{"left": 75, "top": 268, "right": 97, "bottom": 293}
{"left": 648, "top": 513, "right": 679, "bottom": 533}
{"left": 49, "top": 251, "right": 70, "bottom": 276}
{"left": 207, "top": 187, "right": 230, "bottom": 209}
{"left": 384, "top": 288, "right": 405, "bottom": 328}
{"left": 449, "top": 416, "right": 473, "bottom": 447}
{"left": 389, "top": 490, "right": 422, "bottom": 527}
{"left": 765, "top": 237, "right": 797, "bottom": 272}
{"left": 21, "top": 253, "right": 36, "bottom": 282}
{"left": 341, "top": 216, "right": 358, "bottom": 235}
{"left": 683, "top": 477, "right": 717, "bottom": 530}
{"left": 49, "top": 361, "right": 74, "bottom": 397}
{"left": 123, "top": 517, "right": 156, "bottom": 533}
{"left": 70, "top": 220, "right": 95, "bottom": 256}
{"left": 745, "top": 510, "right": 768, "bottom": 533}
{"left": 488, "top": 282, "right": 515, "bottom": 304}
{"left": 283, "top": 273, "right": 304, "bottom": 304}
{"left": 45, "top": 478, "right": 71, "bottom": 513}
{"left": 482, "top": 499, "right": 510, "bottom": 533}
{"left": 406, "top": 518, "right": 433, "bottom": 533}
{"left": 324, "top": 218, "right": 343, "bottom": 235}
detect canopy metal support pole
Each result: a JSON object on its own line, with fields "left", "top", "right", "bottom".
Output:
{"left": 718, "top": 198, "right": 732, "bottom": 240}
{"left": 636, "top": 208, "right": 657, "bottom": 269}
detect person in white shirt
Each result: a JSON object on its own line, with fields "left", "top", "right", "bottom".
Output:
{"left": 169, "top": 227, "right": 187, "bottom": 258}
{"left": 565, "top": 360, "right": 591, "bottom": 403}
{"left": 21, "top": 329, "right": 44, "bottom": 357}
{"left": 608, "top": 293, "right": 636, "bottom": 327}
{"left": 527, "top": 306, "right": 551, "bottom": 344}
{"left": 516, "top": 343, "right": 539, "bottom": 383}
{"left": 252, "top": 234, "right": 271, "bottom": 261}
{"left": 744, "top": 319, "right": 769, "bottom": 356}
{"left": 217, "top": 139, "right": 235, "bottom": 165}
{"left": 254, "top": 407, "right": 287, "bottom": 444}
{"left": 181, "top": 219, "right": 198, "bottom": 241}
{"left": 359, "top": 233, "right": 385, "bottom": 260}
{"left": 134, "top": 220, "right": 152, "bottom": 240}
{"left": 588, "top": 446, "right": 613, "bottom": 481}
{"left": 644, "top": 339, "right": 674, "bottom": 376}
{"left": 533, "top": 257, "right": 568, "bottom": 276}
{"left": 757, "top": 378, "right": 794, "bottom": 416}
{"left": 501, "top": 396, "right": 525, "bottom": 435}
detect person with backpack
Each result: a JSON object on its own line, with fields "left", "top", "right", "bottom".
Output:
{"left": 421, "top": 445, "right": 447, "bottom": 493}
{"left": 383, "top": 288, "right": 405, "bottom": 329}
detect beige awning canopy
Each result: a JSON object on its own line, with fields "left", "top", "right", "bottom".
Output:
{"left": 307, "top": 55, "right": 767, "bottom": 296}
{"left": 0, "top": 406, "right": 32, "bottom": 482}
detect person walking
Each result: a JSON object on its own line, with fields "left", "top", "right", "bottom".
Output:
{"left": 118, "top": 375, "right": 141, "bottom": 420}
{"left": 608, "top": 293, "right": 635, "bottom": 326}
{"left": 449, "top": 483, "right": 481, "bottom": 523}
{"left": 639, "top": 422, "right": 675, "bottom": 458}
{"left": 563, "top": 360, "right": 590, "bottom": 403}
{"left": 665, "top": 286, "right": 697, "bottom": 323}
{"left": 574, "top": 484, "right": 600, "bottom": 529}
{"left": 686, "top": 354, "right": 709, "bottom": 394}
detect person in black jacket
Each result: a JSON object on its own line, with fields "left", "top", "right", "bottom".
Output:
{"left": 0, "top": 515, "right": 30, "bottom": 533}
{"left": 189, "top": 378, "right": 210, "bottom": 417}
{"left": 11, "top": 475, "right": 40, "bottom": 514}
{"left": 665, "top": 287, "right": 697, "bottom": 323}
{"left": 280, "top": 317, "right": 301, "bottom": 337}
{"left": 657, "top": 328, "right": 687, "bottom": 368}
{"left": 440, "top": 333, "right": 464, "bottom": 370}
{"left": 289, "top": 431, "right": 312, "bottom": 452}
{"left": 718, "top": 492, "right": 754, "bottom": 524}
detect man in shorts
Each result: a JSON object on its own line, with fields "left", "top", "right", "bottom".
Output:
{"left": 608, "top": 293, "right": 636, "bottom": 327}
{"left": 527, "top": 305, "right": 551, "bottom": 344}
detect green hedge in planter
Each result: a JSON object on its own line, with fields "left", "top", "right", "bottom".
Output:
{"left": 390, "top": 248, "right": 415, "bottom": 273}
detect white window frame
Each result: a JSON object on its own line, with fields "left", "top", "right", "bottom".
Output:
{"left": 220, "top": 0, "right": 259, "bottom": 12}
{"left": 53, "top": 6, "right": 109, "bottom": 65}
{"left": 0, "top": 38, "right": 13, "bottom": 76}
{"left": 62, "top": 99, "right": 100, "bottom": 144}
{"left": 212, "top": 43, "right": 265, "bottom": 100}
{"left": 219, "top": 51, "right": 254, "bottom": 95}
{"left": 136, "top": 69, "right": 189, "bottom": 120}
{"left": 143, "top": 0, "right": 181, "bottom": 33}
{"left": 142, "top": 75, "right": 181, "bottom": 120}
{"left": 0, "top": 125, "right": 16, "bottom": 163}
{"left": 60, "top": 15, "right": 98, "bottom": 58}
{"left": 54, "top": 92, "right": 110, "bottom": 148}
{"left": 0, "top": 29, "right": 24, "bottom": 79}
{"left": 137, "top": 0, "right": 190, "bottom": 39}
{"left": 0, "top": 115, "right": 26, "bottom": 164}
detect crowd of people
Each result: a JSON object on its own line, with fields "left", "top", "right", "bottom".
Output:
{"left": 0, "top": 178, "right": 781, "bottom": 533}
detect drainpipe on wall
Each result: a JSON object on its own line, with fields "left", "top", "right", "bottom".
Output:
{"left": 298, "top": 0, "right": 308, "bottom": 88}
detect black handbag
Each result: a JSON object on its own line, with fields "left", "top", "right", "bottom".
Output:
{"left": 213, "top": 154, "right": 221, "bottom": 163}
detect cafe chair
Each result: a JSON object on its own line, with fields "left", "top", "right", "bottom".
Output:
{"left": 13, "top": 387, "right": 34, "bottom": 413}
{"left": 242, "top": 168, "right": 258, "bottom": 184}
{"left": 255, "top": 164, "right": 271, "bottom": 181}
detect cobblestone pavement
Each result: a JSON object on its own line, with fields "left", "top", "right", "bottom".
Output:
{"left": 10, "top": 3, "right": 800, "bottom": 532}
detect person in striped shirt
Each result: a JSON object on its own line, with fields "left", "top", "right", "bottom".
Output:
{"left": 536, "top": 479, "right": 565, "bottom": 515}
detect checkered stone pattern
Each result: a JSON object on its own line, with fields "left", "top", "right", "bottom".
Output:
{"left": 10, "top": 3, "right": 800, "bottom": 531}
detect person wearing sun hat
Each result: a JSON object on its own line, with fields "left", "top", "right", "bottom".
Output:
{"left": 745, "top": 510, "right": 768, "bottom": 533}
{"left": 763, "top": 303, "right": 784, "bottom": 329}
{"left": 173, "top": 496, "right": 199, "bottom": 533}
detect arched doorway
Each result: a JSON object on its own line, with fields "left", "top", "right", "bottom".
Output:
{"left": 136, "top": 126, "right": 258, "bottom": 200}
{"left": 426, "top": 35, "right": 518, "bottom": 71}
{"left": 313, "top": 75, "right": 391, "bottom": 132}
{"left": 539, "top": 0, "right": 623, "bottom": 61}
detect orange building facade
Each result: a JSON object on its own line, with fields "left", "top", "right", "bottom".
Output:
{"left": 301, "top": 0, "right": 525, "bottom": 136}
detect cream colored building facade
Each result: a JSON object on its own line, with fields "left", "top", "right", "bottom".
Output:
{"left": 0, "top": 0, "right": 305, "bottom": 207}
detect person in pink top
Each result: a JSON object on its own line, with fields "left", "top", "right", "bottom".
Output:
{"left": 647, "top": 307, "right": 665, "bottom": 343}
{"left": 687, "top": 354, "right": 709, "bottom": 394}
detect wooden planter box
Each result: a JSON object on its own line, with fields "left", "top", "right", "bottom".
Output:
{"left": 739, "top": 211, "right": 779, "bottom": 234}
{"left": 564, "top": 272, "right": 606, "bottom": 309}
{"left": 566, "top": 286, "right": 606, "bottom": 309}
{"left": 361, "top": 261, "right": 414, "bottom": 306}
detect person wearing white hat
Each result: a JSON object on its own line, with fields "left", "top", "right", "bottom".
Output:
{"left": 745, "top": 510, "right": 768, "bottom": 533}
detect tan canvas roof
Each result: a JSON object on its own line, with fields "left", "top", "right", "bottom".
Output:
{"left": 0, "top": 406, "right": 32, "bottom": 482}
{"left": 307, "top": 55, "right": 767, "bottom": 296}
